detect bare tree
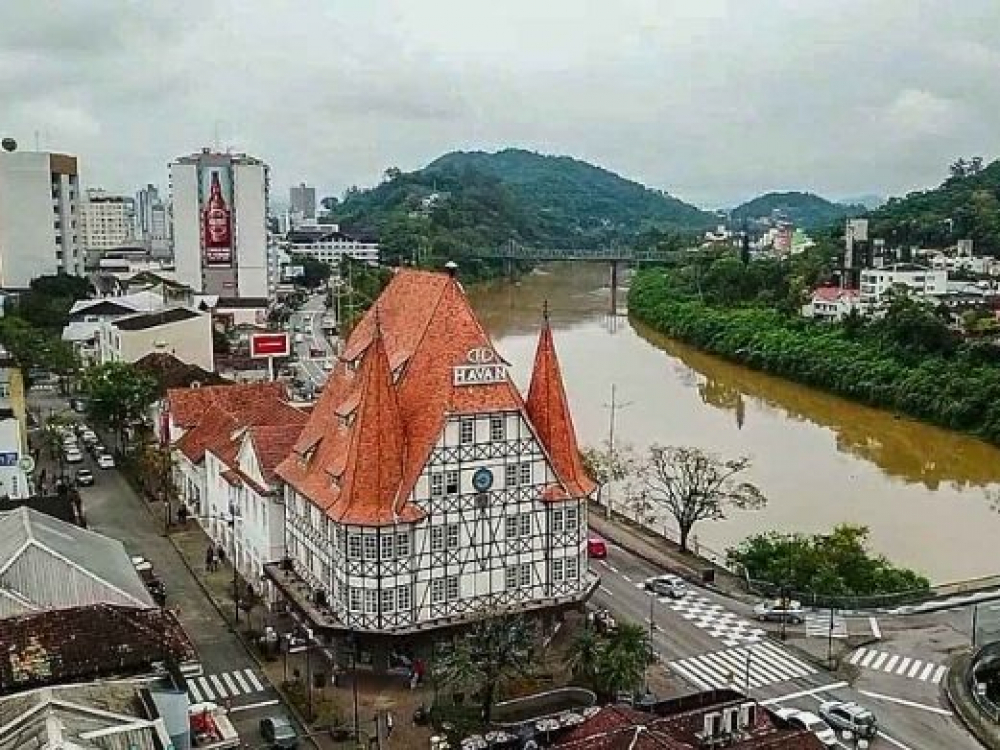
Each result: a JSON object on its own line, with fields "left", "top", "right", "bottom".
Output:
{"left": 642, "top": 446, "right": 767, "bottom": 552}
{"left": 581, "top": 442, "right": 641, "bottom": 514}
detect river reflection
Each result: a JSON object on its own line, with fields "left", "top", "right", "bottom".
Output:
{"left": 469, "top": 263, "right": 1000, "bottom": 582}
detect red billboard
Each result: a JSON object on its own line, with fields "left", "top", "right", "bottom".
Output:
{"left": 201, "top": 167, "right": 233, "bottom": 266}
{"left": 250, "top": 332, "right": 290, "bottom": 358}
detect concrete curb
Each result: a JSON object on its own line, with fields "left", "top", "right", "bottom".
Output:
{"left": 944, "top": 650, "right": 1000, "bottom": 750}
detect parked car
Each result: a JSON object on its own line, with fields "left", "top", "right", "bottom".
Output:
{"left": 818, "top": 701, "right": 877, "bottom": 740}
{"left": 64, "top": 447, "right": 84, "bottom": 464}
{"left": 75, "top": 468, "right": 95, "bottom": 487}
{"left": 97, "top": 453, "right": 116, "bottom": 469}
{"left": 260, "top": 715, "right": 299, "bottom": 749}
{"left": 82, "top": 430, "right": 98, "bottom": 446}
{"left": 753, "top": 599, "right": 804, "bottom": 624}
{"left": 89, "top": 442, "right": 106, "bottom": 456}
{"left": 644, "top": 574, "right": 688, "bottom": 599}
{"left": 772, "top": 707, "right": 837, "bottom": 747}
{"left": 70, "top": 398, "right": 87, "bottom": 413}
{"left": 586, "top": 608, "right": 618, "bottom": 635}
{"left": 587, "top": 537, "right": 608, "bottom": 559}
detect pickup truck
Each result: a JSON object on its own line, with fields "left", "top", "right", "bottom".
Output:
{"left": 189, "top": 702, "right": 240, "bottom": 748}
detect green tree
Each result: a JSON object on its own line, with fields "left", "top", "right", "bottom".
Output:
{"left": 291, "top": 254, "right": 333, "bottom": 290}
{"left": 16, "top": 274, "right": 91, "bottom": 330}
{"left": 567, "top": 619, "right": 650, "bottom": 698}
{"left": 642, "top": 446, "right": 767, "bottom": 552}
{"left": 0, "top": 317, "right": 78, "bottom": 387}
{"left": 433, "top": 611, "right": 535, "bottom": 727}
{"left": 80, "top": 362, "right": 158, "bottom": 451}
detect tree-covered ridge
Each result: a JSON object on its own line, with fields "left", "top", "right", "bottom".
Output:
{"left": 324, "top": 149, "right": 711, "bottom": 278}
{"left": 867, "top": 158, "right": 1000, "bottom": 253}
{"left": 731, "top": 191, "right": 865, "bottom": 229}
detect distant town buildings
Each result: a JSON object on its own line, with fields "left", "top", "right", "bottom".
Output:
{"left": 135, "top": 183, "right": 172, "bottom": 257}
{"left": 801, "top": 286, "right": 861, "bottom": 322}
{"left": 859, "top": 264, "right": 948, "bottom": 307}
{"left": 0, "top": 147, "right": 82, "bottom": 288}
{"left": 170, "top": 149, "right": 273, "bottom": 298}
{"left": 289, "top": 182, "right": 316, "bottom": 220}
{"left": 283, "top": 220, "right": 379, "bottom": 266}
{"left": 79, "top": 188, "right": 136, "bottom": 251}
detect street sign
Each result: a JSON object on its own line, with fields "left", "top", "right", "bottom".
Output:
{"left": 18, "top": 455, "right": 35, "bottom": 474}
{"left": 0, "top": 452, "right": 18, "bottom": 467}
{"left": 250, "top": 332, "right": 291, "bottom": 359}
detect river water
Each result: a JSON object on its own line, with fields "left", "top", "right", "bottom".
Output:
{"left": 468, "top": 263, "right": 1000, "bottom": 583}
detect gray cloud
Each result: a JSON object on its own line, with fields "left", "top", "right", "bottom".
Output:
{"left": 2, "top": 0, "right": 998, "bottom": 207}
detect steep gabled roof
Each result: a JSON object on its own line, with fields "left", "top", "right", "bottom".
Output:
{"left": 167, "top": 381, "right": 287, "bottom": 429}
{"left": 526, "top": 314, "right": 596, "bottom": 498}
{"left": 278, "top": 269, "right": 525, "bottom": 524}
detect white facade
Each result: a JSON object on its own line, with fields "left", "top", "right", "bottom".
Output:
{"left": 80, "top": 189, "right": 135, "bottom": 250}
{"left": 170, "top": 150, "right": 271, "bottom": 299}
{"left": 105, "top": 307, "right": 214, "bottom": 371}
{"left": 0, "top": 349, "right": 29, "bottom": 499}
{"left": 0, "top": 150, "right": 82, "bottom": 288}
{"left": 284, "top": 411, "right": 587, "bottom": 632}
{"left": 859, "top": 264, "right": 948, "bottom": 307}
{"left": 802, "top": 288, "right": 861, "bottom": 322}
{"left": 286, "top": 234, "right": 379, "bottom": 266}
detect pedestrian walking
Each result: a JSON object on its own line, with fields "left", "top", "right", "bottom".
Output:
{"left": 205, "top": 545, "right": 216, "bottom": 573}
{"left": 216, "top": 543, "right": 226, "bottom": 565}
{"left": 386, "top": 712, "right": 394, "bottom": 738}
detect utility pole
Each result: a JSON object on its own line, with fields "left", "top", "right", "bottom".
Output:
{"left": 603, "top": 384, "right": 632, "bottom": 519}
{"left": 827, "top": 606, "right": 835, "bottom": 668}
{"left": 645, "top": 593, "right": 655, "bottom": 693}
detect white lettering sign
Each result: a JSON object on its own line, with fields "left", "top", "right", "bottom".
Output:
{"left": 453, "top": 364, "right": 508, "bottom": 386}
{"left": 467, "top": 347, "right": 496, "bottom": 364}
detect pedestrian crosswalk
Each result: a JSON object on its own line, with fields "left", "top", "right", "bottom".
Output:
{"left": 849, "top": 648, "right": 948, "bottom": 684}
{"left": 669, "top": 640, "right": 817, "bottom": 692}
{"left": 805, "top": 612, "right": 847, "bottom": 639}
{"left": 187, "top": 668, "right": 267, "bottom": 704}
{"left": 656, "top": 592, "right": 766, "bottom": 647}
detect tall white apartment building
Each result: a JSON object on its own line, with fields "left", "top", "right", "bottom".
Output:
{"left": 859, "top": 263, "right": 948, "bottom": 307}
{"left": 0, "top": 148, "right": 82, "bottom": 288}
{"left": 170, "top": 149, "right": 271, "bottom": 298}
{"left": 80, "top": 189, "right": 136, "bottom": 251}
{"left": 289, "top": 183, "right": 316, "bottom": 220}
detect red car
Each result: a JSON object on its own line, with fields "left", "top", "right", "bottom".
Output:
{"left": 587, "top": 537, "right": 608, "bottom": 559}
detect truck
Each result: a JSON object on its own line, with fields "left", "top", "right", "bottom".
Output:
{"left": 189, "top": 702, "right": 240, "bottom": 748}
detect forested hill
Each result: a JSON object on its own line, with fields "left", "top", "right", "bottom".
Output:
{"left": 867, "top": 158, "right": 1000, "bottom": 254}
{"left": 325, "top": 149, "right": 713, "bottom": 276}
{"left": 731, "top": 191, "right": 865, "bottom": 229}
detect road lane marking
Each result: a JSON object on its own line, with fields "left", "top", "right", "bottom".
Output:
{"left": 598, "top": 560, "right": 609, "bottom": 568}
{"left": 860, "top": 649, "right": 877, "bottom": 668}
{"left": 869, "top": 616, "right": 881, "bottom": 639}
{"left": 606, "top": 563, "right": 620, "bottom": 574}
{"left": 229, "top": 699, "right": 281, "bottom": 714}
{"left": 906, "top": 659, "right": 924, "bottom": 678}
{"left": 188, "top": 680, "right": 203, "bottom": 703}
{"left": 870, "top": 652, "right": 889, "bottom": 670}
{"left": 222, "top": 672, "right": 240, "bottom": 695}
{"left": 884, "top": 654, "right": 900, "bottom": 672}
{"left": 233, "top": 670, "right": 251, "bottom": 693}
{"left": 931, "top": 665, "right": 947, "bottom": 684}
{"left": 760, "top": 680, "right": 849, "bottom": 705}
{"left": 599, "top": 585, "right": 614, "bottom": 596}
{"left": 245, "top": 669, "right": 265, "bottom": 692}
{"left": 197, "top": 676, "right": 215, "bottom": 701}
{"left": 895, "top": 656, "right": 911, "bottom": 675}
{"left": 919, "top": 662, "right": 935, "bottom": 681}
{"left": 621, "top": 573, "right": 632, "bottom": 583}
{"left": 210, "top": 674, "right": 225, "bottom": 697}
{"left": 857, "top": 689, "right": 953, "bottom": 717}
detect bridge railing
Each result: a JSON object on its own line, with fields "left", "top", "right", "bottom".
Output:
{"left": 464, "top": 244, "right": 681, "bottom": 263}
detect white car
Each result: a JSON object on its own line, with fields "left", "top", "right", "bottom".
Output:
{"left": 644, "top": 574, "right": 688, "bottom": 599}
{"left": 322, "top": 360, "right": 334, "bottom": 372}
{"left": 97, "top": 453, "right": 116, "bottom": 469}
{"left": 64, "top": 448, "right": 84, "bottom": 464}
{"left": 772, "top": 707, "right": 837, "bottom": 747}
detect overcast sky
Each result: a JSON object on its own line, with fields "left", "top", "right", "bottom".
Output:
{"left": 3, "top": 0, "right": 999, "bottom": 208}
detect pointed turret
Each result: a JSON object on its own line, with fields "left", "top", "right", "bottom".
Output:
{"left": 331, "top": 321, "right": 408, "bottom": 524}
{"left": 526, "top": 305, "right": 596, "bottom": 497}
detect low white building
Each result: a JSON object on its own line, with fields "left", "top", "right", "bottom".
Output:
{"left": 285, "top": 222, "right": 379, "bottom": 266}
{"left": 168, "top": 382, "right": 306, "bottom": 596}
{"left": 105, "top": 307, "right": 214, "bottom": 372}
{"left": 859, "top": 263, "right": 947, "bottom": 307}
{"left": 802, "top": 287, "right": 861, "bottom": 322}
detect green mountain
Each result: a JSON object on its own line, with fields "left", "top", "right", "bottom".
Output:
{"left": 326, "top": 148, "right": 713, "bottom": 277}
{"left": 868, "top": 159, "right": 1000, "bottom": 254}
{"left": 731, "top": 191, "right": 865, "bottom": 229}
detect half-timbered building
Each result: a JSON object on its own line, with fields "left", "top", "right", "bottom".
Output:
{"left": 269, "top": 267, "right": 597, "bottom": 662}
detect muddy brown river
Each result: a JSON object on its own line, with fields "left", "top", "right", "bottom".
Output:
{"left": 469, "top": 263, "right": 1000, "bottom": 583}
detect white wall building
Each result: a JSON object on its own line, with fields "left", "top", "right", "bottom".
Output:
{"left": 285, "top": 221, "right": 379, "bottom": 266}
{"left": 802, "top": 287, "right": 861, "bottom": 322}
{"left": 104, "top": 307, "right": 214, "bottom": 371}
{"left": 80, "top": 189, "right": 135, "bottom": 251}
{"left": 859, "top": 263, "right": 948, "bottom": 307}
{"left": 0, "top": 149, "right": 82, "bottom": 288}
{"left": 170, "top": 149, "right": 271, "bottom": 299}
{"left": 0, "top": 347, "right": 29, "bottom": 499}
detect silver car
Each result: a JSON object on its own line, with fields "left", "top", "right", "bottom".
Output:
{"left": 818, "top": 701, "right": 877, "bottom": 740}
{"left": 753, "top": 598, "right": 804, "bottom": 624}
{"left": 644, "top": 574, "right": 688, "bottom": 599}
{"left": 772, "top": 707, "right": 837, "bottom": 747}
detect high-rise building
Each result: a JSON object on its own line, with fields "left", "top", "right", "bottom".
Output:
{"left": 0, "top": 147, "right": 82, "bottom": 288}
{"left": 135, "top": 183, "right": 171, "bottom": 258}
{"left": 80, "top": 188, "right": 136, "bottom": 251}
{"left": 170, "top": 149, "right": 271, "bottom": 298}
{"left": 289, "top": 183, "right": 316, "bottom": 220}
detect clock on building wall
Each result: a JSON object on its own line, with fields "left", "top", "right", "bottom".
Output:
{"left": 472, "top": 467, "right": 494, "bottom": 492}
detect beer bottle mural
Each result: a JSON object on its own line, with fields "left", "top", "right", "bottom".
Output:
{"left": 202, "top": 169, "right": 233, "bottom": 265}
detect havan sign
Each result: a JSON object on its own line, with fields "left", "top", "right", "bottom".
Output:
{"left": 453, "top": 347, "right": 507, "bottom": 386}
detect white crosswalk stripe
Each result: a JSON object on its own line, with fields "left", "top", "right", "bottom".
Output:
{"left": 849, "top": 648, "right": 948, "bottom": 683}
{"left": 669, "top": 641, "right": 817, "bottom": 691}
{"left": 187, "top": 668, "right": 268, "bottom": 703}
{"left": 805, "top": 612, "right": 847, "bottom": 639}
{"left": 663, "top": 594, "right": 766, "bottom": 647}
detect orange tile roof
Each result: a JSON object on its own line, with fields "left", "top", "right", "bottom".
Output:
{"left": 167, "top": 381, "right": 286, "bottom": 429}
{"left": 278, "top": 268, "right": 591, "bottom": 525}
{"left": 526, "top": 316, "right": 597, "bottom": 498}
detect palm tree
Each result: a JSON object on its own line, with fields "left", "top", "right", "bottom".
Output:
{"left": 567, "top": 625, "right": 601, "bottom": 686}
{"left": 596, "top": 622, "right": 649, "bottom": 697}
{"left": 433, "top": 611, "right": 535, "bottom": 727}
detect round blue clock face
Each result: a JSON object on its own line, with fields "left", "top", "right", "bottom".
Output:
{"left": 472, "top": 467, "right": 494, "bottom": 492}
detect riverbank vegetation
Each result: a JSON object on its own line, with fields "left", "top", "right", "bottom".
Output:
{"left": 727, "top": 524, "right": 929, "bottom": 597}
{"left": 629, "top": 263, "right": 1000, "bottom": 444}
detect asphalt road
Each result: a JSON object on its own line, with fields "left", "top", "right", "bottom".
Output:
{"left": 591, "top": 540, "right": 981, "bottom": 749}
{"left": 30, "top": 395, "right": 288, "bottom": 746}
{"left": 292, "top": 294, "right": 334, "bottom": 389}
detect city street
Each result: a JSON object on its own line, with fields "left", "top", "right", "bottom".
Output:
{"left": 292, "top": 293, "right": 334, "bottom": 388}
{"left": 29, "top": 395, "right": 288, "bottom": 745}
{"left": 591, "top": 539, "right": 981, "bottom": 749}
